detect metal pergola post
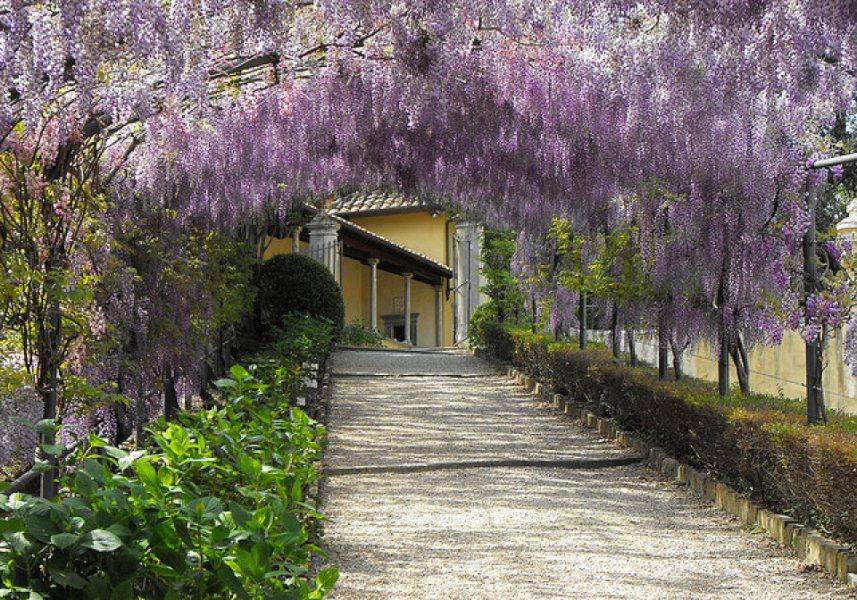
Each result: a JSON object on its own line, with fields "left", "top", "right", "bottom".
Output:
{"left": 804, "top": 153, "right": 857, "bottom": 423}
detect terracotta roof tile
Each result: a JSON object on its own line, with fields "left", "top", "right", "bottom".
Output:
{"left": 330, "top": 191, "right": 427, "bottom": 216}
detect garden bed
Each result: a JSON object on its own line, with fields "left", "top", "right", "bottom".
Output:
{"left": 0, "top": 316, "right": 338, "bottom": 598}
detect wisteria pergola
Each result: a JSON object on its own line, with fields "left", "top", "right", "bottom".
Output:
{"left": 0, "top": 1, "right": 855, "bottom": 496}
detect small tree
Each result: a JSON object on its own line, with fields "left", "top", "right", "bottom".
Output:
{"left": 0, "top": 127, "right": 109, "bottom": 497}
{"left": 480, "top": 229, "right": 525, "bottom": 324}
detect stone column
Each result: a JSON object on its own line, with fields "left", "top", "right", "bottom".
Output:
{"left": 453, "top": 220, "right": 484, "bottom": 343}
{"left": 403, "top": 273, "right": 413, "bottom": 345}
{"left": 434, "top": 284, "right": 443, "bottom": 347}
{"left": 368, "top": 258, "right": 380, "bottom": 332}
{"left": 306, "top": 212, "right": 341, "bottom": 283}
{"left": 290, "top": 226, "right": 302, "bottom": 253}
{"left": 837, "top": 198, "right": 857, "bottom": 245}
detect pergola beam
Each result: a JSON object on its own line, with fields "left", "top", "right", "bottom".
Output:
{"left": 810, "top": 153, "right": 857, "bottom": 169}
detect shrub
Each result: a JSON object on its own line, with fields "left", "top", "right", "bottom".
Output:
{"left": 483, "top": 327, "right": 857, "bottom": 546}
{"left": 470, "top": 320, "right": 514, "bottom": 362}
{"left": 340, "top": 322, "right": 383, "bottom": 348}
{"left": 272, "top": 314, "right": 335, "bottom": 366}
{"left": 257, "top": 254, "right": 345, "bottom": 339}
{"left": 0, "top": 333, "right": 337, "bottom": 598}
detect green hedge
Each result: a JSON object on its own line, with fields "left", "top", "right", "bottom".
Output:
{"left": 258, "top": 254, "right": 345, "bottom": 339}
{"left": 476, "top": 323, "right": 857, "bottom": 546}
{"left": 0, "top": 320, "right": 337, "bottom": 599}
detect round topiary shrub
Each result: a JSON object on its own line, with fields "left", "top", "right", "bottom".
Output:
{"left": 257, "top": 253, "right": 345, "bottom": 339}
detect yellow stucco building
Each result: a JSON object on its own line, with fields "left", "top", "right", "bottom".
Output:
{"left": 264, "top": 192, "right": 486, "bottom": 348}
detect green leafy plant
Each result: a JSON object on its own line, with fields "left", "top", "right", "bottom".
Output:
{"left": 339, "top": 322, "right": 382, "bottom": 348}
{"left": 0, "top": 325, "right": 338, "bottom": 598}
{"left": 271, "top": 314, "right": 335, "bottom": 366}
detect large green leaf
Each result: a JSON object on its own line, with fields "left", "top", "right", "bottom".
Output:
{"left": 80, "top": 529, "right": 123, "bottom": 552}
{"left": 50, "top": 533, "right": 78, "bottom": 549}
{"left": 0, "top": 517, "right": 24, "bottom": 535}
{"left": 6, "top": 531, "right": 33, "bottom": 554}
{"left": 315, "top": 567, "right": 339, "bottom": 592}
{"left": 48, "top": 568, "right": 88, "bottom": 590}
{"left": 133, "top": 459, "right": 160, "bottom": 489}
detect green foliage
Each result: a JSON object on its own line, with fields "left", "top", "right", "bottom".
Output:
{"left": 0, "top": 325, "right": 338, "bottom": 599}
{"left": 0, "top": 143, "right": 108, "bottom": 396}
{"left": 480, "top": 229, "right": 525, "bottom": 324}
{"left": 550, "top": 218, "right": 649, "bottom": 306}
{"left": 272, "top": 314, "right": 335, "bottom": 366}
{"left": 470, "top": 320, "right": 515, "bottom": 362}
{"left": 480, "top": 326, "right": 857, "bottom": 545}
{"left": 257, "top": 255, "right": 345, "bottom": 340}
{"left": 199, "top": 233, "right": 257, "bottom": 332}
{"left": 339, "top": 322, "right": 383, "bottom": 348}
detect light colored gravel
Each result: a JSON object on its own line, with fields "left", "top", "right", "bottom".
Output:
{"left": 321, "top": 349, "right": 853, "bottom": 599}
{"left": 329, "top": 348, "right": 494, "bottom": 377}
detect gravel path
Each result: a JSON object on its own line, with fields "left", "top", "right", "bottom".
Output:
{"left": 321, "top": 349, "right": 851, "bottom": 599}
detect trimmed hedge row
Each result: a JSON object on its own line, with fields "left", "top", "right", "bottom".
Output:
{"left": 477, "top": 324, "right": 857, "bottom": 546}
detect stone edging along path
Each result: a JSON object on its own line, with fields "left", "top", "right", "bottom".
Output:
{"left": 501, "top": 363, "right": 857, "bottom": 589}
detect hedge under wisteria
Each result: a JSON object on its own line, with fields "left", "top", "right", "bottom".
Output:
{"left": 0, "top": 1, "right": 856, "bottom": 466}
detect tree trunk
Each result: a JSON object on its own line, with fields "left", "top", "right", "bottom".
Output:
{"left": 657, "top": 315, "right": 669, "bottom": 380}
{"left": 114, "top": 365, "right": 133, "bottom": 444}
{"left": 37, "top": 300, "right": 61, "bottom": 499}
{"left": 717, "top": 240, "right": 731, "bottom": 397}
{"left": 530, "top": 292, "right": 537, "bottom": 334}
{"left": 128, "top": 325, "right": 148, "bottom": 444}
{"left": 200, "top": 357, "right": 214, "bottom": 409}
{"left": 670, "top": 338, "right": 683, "bottom": 380}
{"left": 216, "top": 326, "right": 226, "bottom": 377}
{"left": 578, "top": 292, "right": 587, "bottom": 350}
{"left": 163, "top": 367, "right": 179, "bottom": 422}
{"left": 728, "top": 333, "right": 750, "bottom": 395}
{"left": 627, "top": 330, "right": 638, "bottom": 367}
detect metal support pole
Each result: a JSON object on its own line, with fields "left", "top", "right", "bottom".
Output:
{"left": 811, "top": 153, "right": 857, "bottom": 169}
{"left": 803, "top": 186, "right": 825, "bottom": 424}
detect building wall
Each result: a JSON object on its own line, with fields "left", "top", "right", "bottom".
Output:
{"left": 349, "top": 211, "right": 452, "bottom": 264}
{"left": 592, "top": 329, "right": 857, "bottom": 415}
{"left": 340, "top": 255, "right": 365, "bottom": 325}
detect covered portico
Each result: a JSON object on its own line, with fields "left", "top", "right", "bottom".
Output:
{"left": 286, "top": 211, "right": 454, "bottom": 347}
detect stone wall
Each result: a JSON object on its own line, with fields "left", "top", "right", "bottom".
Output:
{"left": 590, "top": 329, "right": 857, "bottom": 415}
